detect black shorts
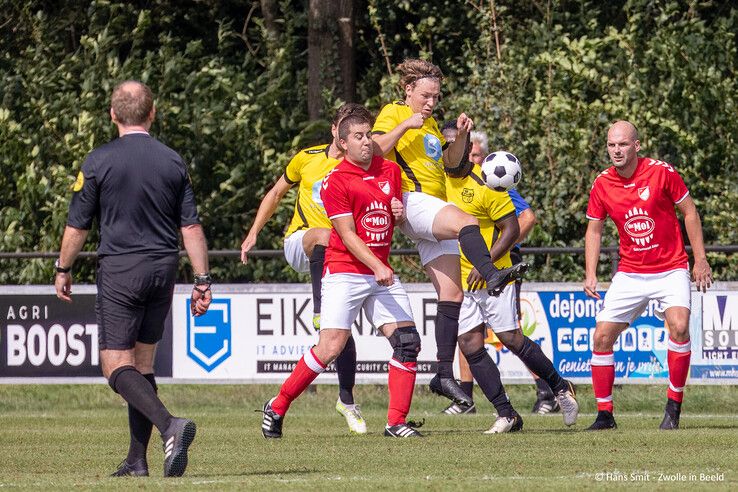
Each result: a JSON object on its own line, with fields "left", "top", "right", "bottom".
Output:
{"left": 96, "top": 254, "right": 178, "bottom": 350}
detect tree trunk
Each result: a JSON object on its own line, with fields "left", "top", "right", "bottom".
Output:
{"left": 308, "top": 0, "right": 356, "bottom": 121}
{"left": 260, "top": 0, "right": 280, "bottom": 44}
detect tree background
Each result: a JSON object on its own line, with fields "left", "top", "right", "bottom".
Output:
{"left": 1, "top": 0, "right": 736, "bottom": 285}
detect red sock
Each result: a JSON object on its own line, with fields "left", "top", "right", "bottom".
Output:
{"left": 387, "top": 358, "right": 417, "bottom": 426}
{"left": 271, "top": 348, "right": 325, "bottom": 416}
{"left": 667, "top": 338, "right": 691, "bottom": 403}
{"left": 591, "top": 351, "right": 615, "bottom": 413}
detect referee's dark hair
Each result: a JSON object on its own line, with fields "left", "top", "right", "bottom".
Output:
{"left": 111, "top": 80, "right": 154, "bottom": 126}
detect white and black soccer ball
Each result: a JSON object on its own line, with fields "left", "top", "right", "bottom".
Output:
{"left": 480, "top": 151, "right": 522, "bottom": 192}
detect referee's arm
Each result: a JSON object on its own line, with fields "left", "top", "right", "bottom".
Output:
{"left": 181, "top": 224, "right": 209, "bottom": 275}
{"left": 55, "top": 226, "right": 89, "bottom": 302}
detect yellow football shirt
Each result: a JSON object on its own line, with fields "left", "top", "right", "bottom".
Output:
{"left": 445, "top": 168, "right": 516, "bottom": 290}
{"left": 373, "top": 101, "right": 447, "bottom": 199}
{"left": 284, "top": 144, "right": 339, "bottom": 237}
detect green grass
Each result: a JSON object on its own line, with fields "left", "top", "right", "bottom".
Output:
{"left": 1, "top": 384, "right": 737, "bottom": 490}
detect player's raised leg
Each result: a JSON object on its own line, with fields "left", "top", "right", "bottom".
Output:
{"left": 432, "top": 205, "right": 528, "bottom": 296}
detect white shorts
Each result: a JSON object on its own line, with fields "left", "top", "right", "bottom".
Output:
{"left": 597, "top": 268, "right": 691, "bottom": 325}
{"left": 319, "top": 273, "right": 414, "bottom": 330}
{"left": 458, "top": 282, "right": 519, "bottom": 336}
{"left": 283, "top": 230, "right": 309, "bottom": 273}
{"left": 399, "top": 192, "right": 460, "bottom": 266}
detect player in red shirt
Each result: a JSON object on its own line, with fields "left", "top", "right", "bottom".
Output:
{"left": 260, "top": 109, "right": 424, "bottom": 438}
{"left": 584, "top": 120, "right": 712, "bottom": 430}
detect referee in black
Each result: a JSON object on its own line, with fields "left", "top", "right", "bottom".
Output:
{"left": 54, "top": 80, "right": 212, "bottom": 478}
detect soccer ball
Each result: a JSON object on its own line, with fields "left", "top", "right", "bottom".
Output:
{"left": 480, "top": 151, "right": 522, "bottom": 191}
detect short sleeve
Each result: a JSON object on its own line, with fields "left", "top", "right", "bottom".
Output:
{"left": 179, "top": 170, "right": 200, "bottom": 226}
{"left": 392, "top": 162, "right": 402, "bottom": 200}
{"left": 284, "top": 151, "right": 304, "bottom": 184}
{"left": 372, "top": 103, "right": 401, "bottom": 135}
{"left": 67, "top": 156, "right": 99, "bottom": 230}
{"left": 485, "top": 190, "right": 516, "bottom": 223}
{"left": 321, "top": 171, "right": 351, "bottom": 219}
{"left": 586, "top": 180, "right": 606, "bottom": 220}
{"left": 508, "top": 189, "right": 531, "bottom": 216}
{"left": 664, "top": 165, "right": 689, "bottom": 204}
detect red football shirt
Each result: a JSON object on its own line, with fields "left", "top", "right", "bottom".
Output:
{"left": 320, "top": 155, "right": 402, "bottom": 275}
{"left": 586, "top": 157, "right": 690, "bottom": 274}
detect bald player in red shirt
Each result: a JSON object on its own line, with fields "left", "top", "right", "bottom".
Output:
{"left": 260, "top": 108, "right": 424, "bottom": 439}
{"left": 584, "top": 120, "right": 712, "bottom": 431}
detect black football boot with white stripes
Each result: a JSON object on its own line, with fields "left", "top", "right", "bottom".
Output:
{"left": 110, "top": 458, "right": 149, "bottom": 477}
{"left": 261, "top": 398, "right": 284, "bottom": 438}
{"left": 384, "top": 421, "right": 424, "bottom": 438}
{"left": 162, "top": 417, "right": 197, "bottom": 477}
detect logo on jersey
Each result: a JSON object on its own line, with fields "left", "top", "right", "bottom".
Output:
{"left": 72, "top": 171, "right": 84, "bottom": 192}
{"left": 462, "top": 188, "right": 474, "bottom": 203}
{"left": 311, "top": 180, "right": 325, "bottom": 206}
{"left": 361, "top": 201, "right": 391, "bottom": 242}
{"left": 638, "top": 186, "right": 650, "bottom": 201}
{"left": 624, "top": 207, "right": 655, "bottom": 246}
{"left": 424, "top": 134, "right": 442, "bottom": 161}
{"left": 378, "top": 180, "right": 391, "bottom": 195}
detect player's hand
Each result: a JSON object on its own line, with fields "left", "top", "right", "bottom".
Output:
{"left": 390, "top": 196, "right": 405, "bottom": 223}
{"left": 191, "top": 285, "right": 212, "bottom": 316}
{"left": 403, "top": 113, "right": 425, "bottom": 130}
{"left": 240, "top": 235, "right": 256, "bottom": 264}
{"left": 374, "top": 265, "right": 395, "bottom": 287}
{"left": 466, "top": 268, "right": 485, "bottom": 292}
{"left": 583, "top": 275, "right": 600, "bottom": 299}
{"left": 692, "top": 258, "right": 712, "bottom": 293}
{"left": 55, "top": 272, "right": 73, "bottom": 303}
{"left": 456, "top": 113, "right": 474, "bottom": 134}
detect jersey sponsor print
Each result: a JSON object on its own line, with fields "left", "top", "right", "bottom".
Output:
{"left": 320, "top": 156, "right": 402, "bottom": 275}
{"left": 586, "top": 157, "right": 689, "bottom": 273}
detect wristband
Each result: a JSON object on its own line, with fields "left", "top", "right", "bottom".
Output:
{"left": 54, "top": 259, "right": 71, "bottom": 274}
{"left": 194, "top": 273, "right": 212, "bottom": 286}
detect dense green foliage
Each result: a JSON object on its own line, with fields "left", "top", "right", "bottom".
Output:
{"left": 1, "top": 384, "right": 738, "bottom": 488}
{"left": 1, "top": 0, "right": 736, "bottom": 284}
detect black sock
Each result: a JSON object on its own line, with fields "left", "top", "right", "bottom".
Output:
{"left": 126, "top": 373, "right": 157, "bottom": 464}
{"left": 460, "top": 381, "right": 474, "bottom": 400}
{"left": 514, "top": 337, "right": 565, "bottom": 393}
{"left": 458, "top": 225, "right": 499, "bottom": 283}
{"left": 535, "top": 377, "right": 554, "bottom": 396}
{"left": 435, "top": 301, "right": 461, "bottom": 378}
{"left": 309, "top": 245, "right": 326, "bottom": 315}
{"left": 335, "top": 335, "right": 356, "bottom": 405}
{"left": 109, "top": 366, "right": 172, "bottom": 433}
{"left": 464, "top": 347, "right": 514, "bottom": 417}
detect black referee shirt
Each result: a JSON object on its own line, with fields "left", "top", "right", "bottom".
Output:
{"left": 67, "top": 133, "right": 200, "bottom": 256}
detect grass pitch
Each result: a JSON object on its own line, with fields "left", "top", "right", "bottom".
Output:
{"left": 1, "top": 383, "right": 737, "bottom": 490}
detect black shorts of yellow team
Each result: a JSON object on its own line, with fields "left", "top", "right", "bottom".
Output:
{"left": 96, "top": 254, "right": 178, "bottom": 350}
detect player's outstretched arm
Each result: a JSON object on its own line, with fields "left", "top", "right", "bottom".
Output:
{"left": 372, "top": 113, "right": 424, "bottom": 156}
{"left": 583, "top": 219, "right": 604, "bottom": 299}
{"left": 54, "top": 226, "right": 89, "bottom": 303}
{"left": 677, "top": 195, "right": 712, "bottom": 292}
{"left": 332, "top": 215, "right": 394, "bottom": 286}
{"left": 443, "top": 113, "right": 474, "bottom": 168}
{"left": 240, "top": 175, "right": 292, "bottom": 264}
